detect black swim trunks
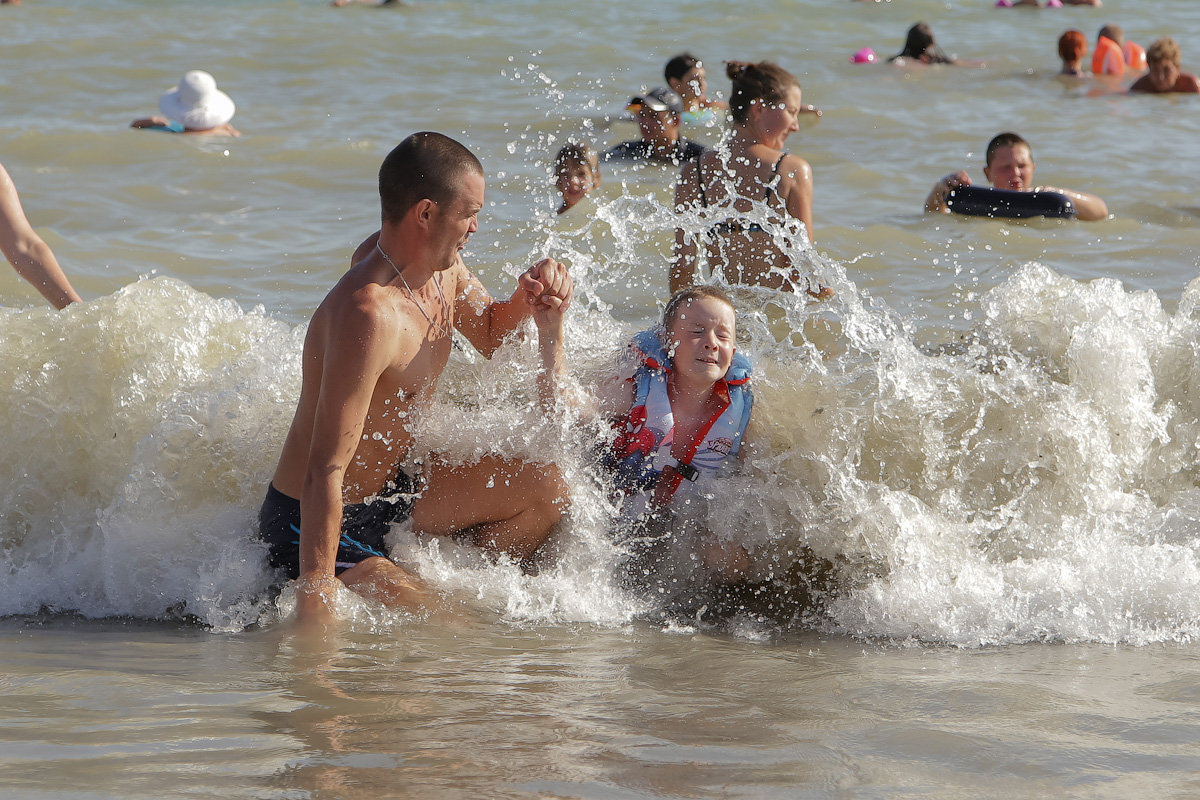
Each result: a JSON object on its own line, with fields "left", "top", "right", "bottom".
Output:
{"left": 258, "top": 470, "right": 423, "bottom": 580}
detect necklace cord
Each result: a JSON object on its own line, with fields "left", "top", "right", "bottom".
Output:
{"left": 376, "top": 242, "right": 456, "bottom": 343}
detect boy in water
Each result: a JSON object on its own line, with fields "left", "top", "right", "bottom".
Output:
{"left": 924, "top": 132, "right": 1108, "bottom": 221}
{"left": 1130, "top": 38, "right": 1200, "bottom": 94}
{"left": 554, "top": 144, "right": 600, "bottom": 215}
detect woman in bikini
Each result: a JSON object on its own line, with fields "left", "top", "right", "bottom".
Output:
{"left": 671, "top": 60, "right": 829, "bottom": 298}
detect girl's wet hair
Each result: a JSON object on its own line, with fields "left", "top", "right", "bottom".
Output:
{"left": 663, "top": 285, "right": 736, "bottom": 330}
{"left": 1058, "top": 30, "right": 1087, "bottom": 63}
{"left": 724, "top": 60, "right": 800, "bottom": 124}
{"left": 890, "top": 22, "right": 951, "bottom": 64}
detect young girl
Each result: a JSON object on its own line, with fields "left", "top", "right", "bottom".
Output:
{"left": 599, "top": 286, "right": 754, "bottom": 581}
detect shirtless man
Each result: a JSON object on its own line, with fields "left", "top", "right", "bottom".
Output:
{"left": 924, "top": 132, "right": 1108, "bottom": 222}
{"left": 260, "top": 132, "right": 572, "bottom": 623}
{"left": 1130, "top": 37, "right": 1200, "bottom": 94}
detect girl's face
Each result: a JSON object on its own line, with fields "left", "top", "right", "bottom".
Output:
{"left": 750, "top": 86, "right": 802, "bottom": 149}
{"left": 667, "top": 296, "right": 736, "bottom": 385}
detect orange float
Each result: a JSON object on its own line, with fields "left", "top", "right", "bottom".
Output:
{"left": 1124, "top": 41, "right": 1147, "bottom": 72}
{"left": 1092, "top": 35, "right": 1124, "bottom": 76}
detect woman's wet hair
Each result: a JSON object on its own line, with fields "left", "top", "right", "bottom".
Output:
{"left": 380, "top": 132, "right": 483, "bottom": 224}
{"left": 1058, "top": 30, "right": 1087, "bottom": 63}
{"left": 725, "top": 60, "right": 800, "bottom": 124}
{"left": 663, "top": 285, "right": 736, "bottom": 330}
{"left": 665, "top": 53, "right": 702, "bottom": 84}
{"left": 890, "top": 22, "right": 951, "bottom": 64}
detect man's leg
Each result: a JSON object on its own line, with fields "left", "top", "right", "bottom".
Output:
{"left": 337, "top": 556, "right": 439, "bottom": 611}
{"left": 411, "top": 456, "right": 568, "bottom": 562}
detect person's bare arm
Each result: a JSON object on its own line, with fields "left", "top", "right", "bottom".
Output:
{"left": 670, "top": 160, "right": 701, "bottom": 295}
{"left": 0, "top": 164, "right": 81, "bottom": 309}
{"left": 780, "top": 154, "right": 815, "bottom": 243}
{"left": 454, "top": 257, "right": 572, "bottom": 358}
{"left": 296, "top": 302, "right": 395, "bottom": 621}
{"left": 1035, "top": 185, "right": 1109, "bottom": 221}
{"left": 925, "top": 170, "right": 971, "bottom": 214}
{"left": 130, "top": 116, "right": 171, "bottom": 129}
{"left": 532, "top": 298, "right": 566, "bottom": 412}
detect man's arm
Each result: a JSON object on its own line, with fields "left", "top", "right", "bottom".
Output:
{"left": 454, "top": 257, "right": 572, "bottom": 358}
{"left": 0, "top": 164, "right": 81, "bottom": 309}
{"left": 925, "top": 170, "right": 972, "bottom": 214}
{"left": 1036, "top": 185, "right": 1109, "bottom": 221}
{"left": 296, "top": 302, "right": 394, "bottom": 620}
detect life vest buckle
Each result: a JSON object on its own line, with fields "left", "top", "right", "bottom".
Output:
{"left": 674, "top": 461, "right": 699, "bottom": 482}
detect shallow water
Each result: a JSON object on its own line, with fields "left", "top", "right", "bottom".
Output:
{"left": 5, "top": 617, "right": 1200, "bottom": 799}
{"left": 3, "top": 0, "right": 1200, "bottom": 796}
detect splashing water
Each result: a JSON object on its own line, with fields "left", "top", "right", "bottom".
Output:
{"left": 4, "top": 179, "right": 1200, "bottom": 646}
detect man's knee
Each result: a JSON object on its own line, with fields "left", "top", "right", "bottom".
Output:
{"left": 527, "top": 461, "right": 569, "bottom": 518}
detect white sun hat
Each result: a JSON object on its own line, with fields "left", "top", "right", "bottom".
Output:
{"left": 157, "top": 70, "right": 236, "bottom": 130}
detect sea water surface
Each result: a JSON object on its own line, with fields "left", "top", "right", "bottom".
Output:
{"left": 3, "top": 0, "right": 1200, "bottom": 797}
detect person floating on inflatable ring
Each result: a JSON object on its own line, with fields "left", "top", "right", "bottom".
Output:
{"left": 924, "top": 132, "right": 1109, "bottom": 221}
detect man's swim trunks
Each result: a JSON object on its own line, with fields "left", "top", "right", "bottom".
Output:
{"left": 258, "top": 471, "right": 422, "bottom": 580}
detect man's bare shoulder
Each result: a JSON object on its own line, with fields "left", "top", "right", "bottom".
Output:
{"left": 313, "top": 267, "right": 403, "bottom": 340}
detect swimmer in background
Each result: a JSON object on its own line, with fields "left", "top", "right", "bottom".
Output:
{"left": 1092, "top": 25, "right": 1146, "bottom": 76}
{"left": 667, "top": 54, "right": 821, "bottom": 122}
{"left": 1129, "top": 38, "right": 1200, "bottom": 94}
{"left": 554, "top": 143, "right": 600, "bottom": 215}
{"left": 889, "top": 23, "right": 953, "bottom": 65}
{"left": 672, "top": 60, "right": 831, "bottom": 298}
{"left": 1058, "top": 30, "right": 1088, "bottom": 77}
{"left": 0, "top": 161, "right": 82, "bottom": 309}
{"left": 1001, "top": 0, "right": 1101, "bottom": 6}
{"left": 664, "top": 53, "right": 730, "bottom": 126}
{"left": 131, "top": 71, "right": 240, "bottom": 137}
{"left": 925, "top": 131, "right": 1108, "bottom": 221}
{"left": 602, "top": 87, "right": 709, "bottom": 166}
{"left": 889, "top": 22, "right": 984, "bottom": 68}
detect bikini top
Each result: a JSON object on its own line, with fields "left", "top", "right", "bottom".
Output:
{"left": 696, "top": 153, "right": 788, "bottom": 236}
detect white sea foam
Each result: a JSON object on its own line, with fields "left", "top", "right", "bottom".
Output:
{"left": 3, "top": 252, "right": 1199, "bottom": 645}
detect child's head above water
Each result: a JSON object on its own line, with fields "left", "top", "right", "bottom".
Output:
{"left": 554, "top": 143, "right": 600, "bottom": 213}
{"left": 662, "top": 285, "right": 738, "bottom": 382}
